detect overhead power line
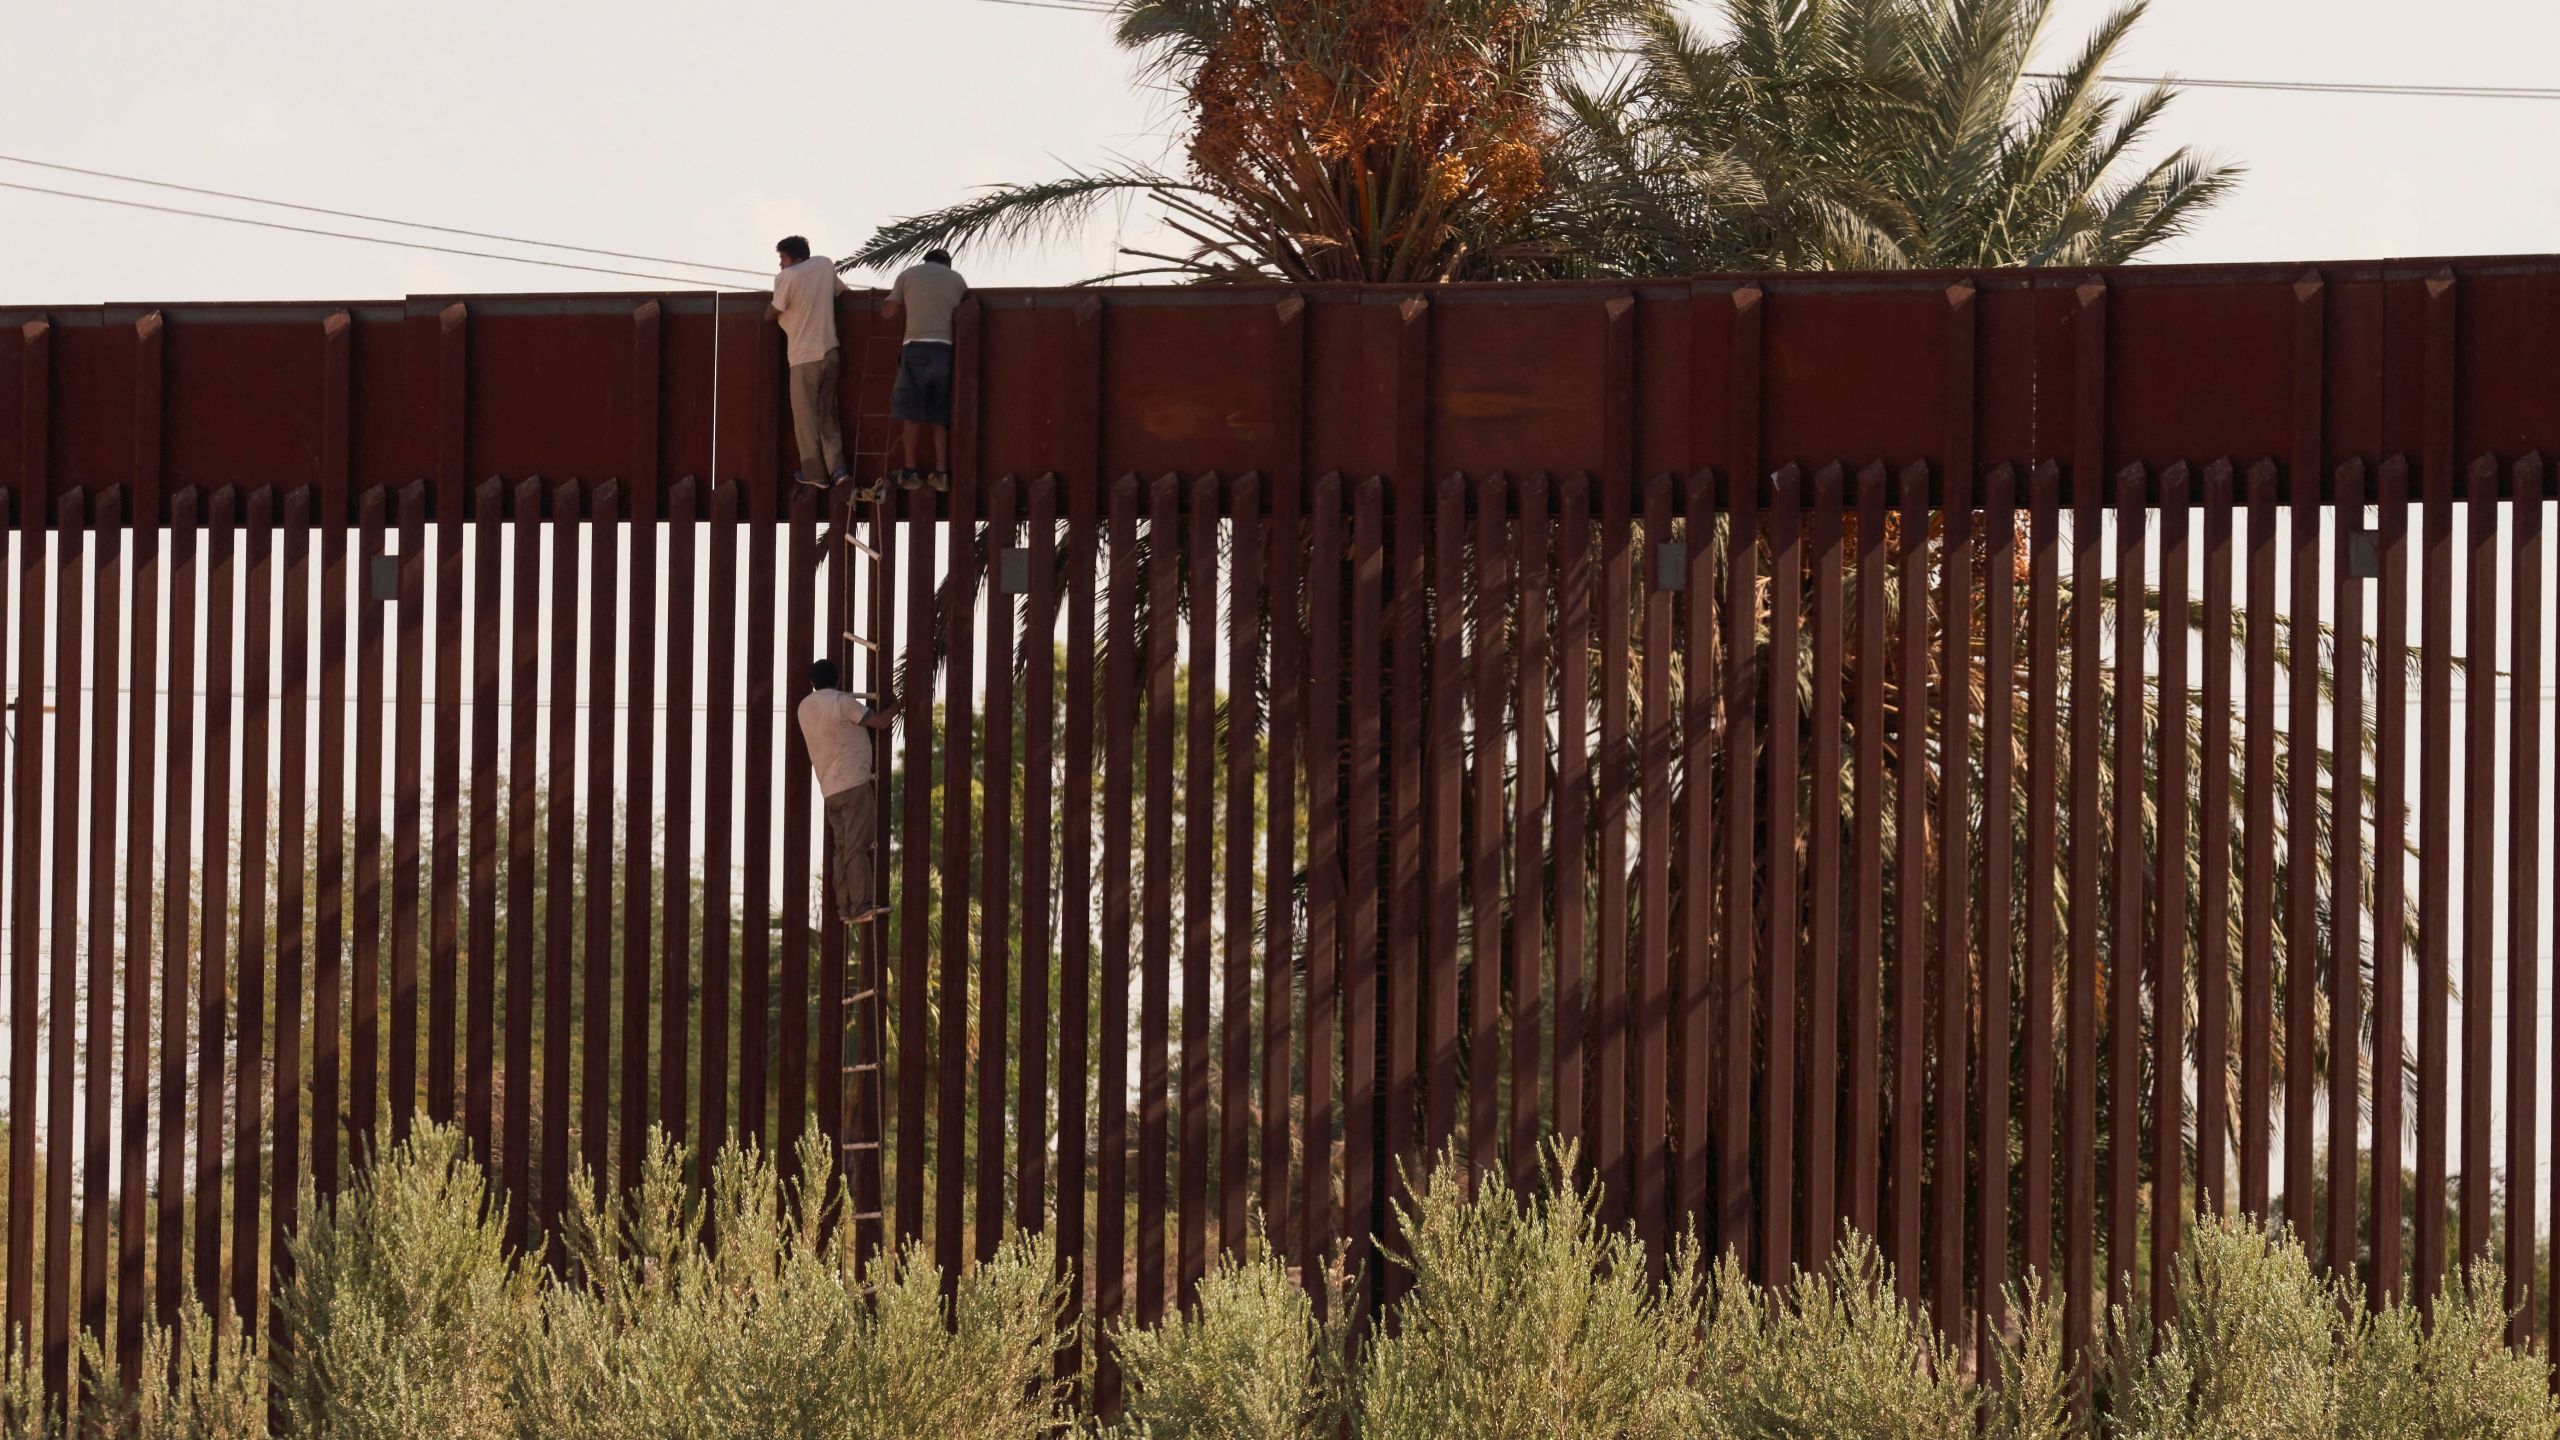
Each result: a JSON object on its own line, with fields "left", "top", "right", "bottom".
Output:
{"left": 2039, "top": 72, "right": 2560, "bottom": 101}
{"left": 0, "top": 154, "right": 768, "bottom": 277}
{"left": 950, "top": 3, "right": 2560, "bottom": 102}
{"left": 952, "top": 0, "right": 2560, "bottom": 94}
{"left": 0, "top": 181, "right": 768, "bottom": 291}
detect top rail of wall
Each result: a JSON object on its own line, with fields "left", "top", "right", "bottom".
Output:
{"left": 8, "top": 255, "right": 2560, "bottom": 522}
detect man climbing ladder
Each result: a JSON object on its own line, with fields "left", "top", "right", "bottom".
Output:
{"left": 799, "top": 657, "right": 895, "bottom": 924}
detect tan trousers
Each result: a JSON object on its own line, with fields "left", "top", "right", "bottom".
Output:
{"left": 824, "top": 781, "right": 877, "bottom": 917}
{"left": 790, "top": 348, "right": 846, "bottom": 480}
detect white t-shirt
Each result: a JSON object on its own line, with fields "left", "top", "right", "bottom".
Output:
{"left": 797, "top": 689, "right": 875, "bottom": 795}
{"left": 772, "top": 257, "right": 850, "bottom": 366}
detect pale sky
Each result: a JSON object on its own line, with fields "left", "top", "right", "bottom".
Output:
{"left": 8, "top": 0, "right": 2560, "bottom": 304}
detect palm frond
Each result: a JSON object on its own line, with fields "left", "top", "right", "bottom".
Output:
{"left": 847, "top": 167, "right": 1211, "bottom": 275}
{"left": 1113, "top": 0, "right": 1242, "bottom": 76}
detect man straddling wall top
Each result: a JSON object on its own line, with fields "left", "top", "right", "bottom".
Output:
{"left": 799, "top": 658, "right": 896, "bottom": 924}
{"left": 881, "top": 248, "right": 968, "bottom": 492}
{"left": 766, "top": 235, "right": 855, "bottom": 492}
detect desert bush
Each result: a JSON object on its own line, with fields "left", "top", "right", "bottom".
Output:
{"left": 0, "top": 1307, "right": 263, "bottom": 1440}
{"left": 132, "top": 1300, "right": 268, "bottom": 1440}
{"left": 1099, "top": 1231, "right": 1352, "bottom": 1440}
{"left": 2341, "top": 1259, "right": 2557, "bottom": 1440}
{"left": 2097, "top": 1213, "right": 2560, "bottom": 1440}
{"left": 1987, "top": 1278, "right": 2076, "bottom": 1440}
{"left": 514, "top": 1130, "right": 1062, "bottom": 1440}
{"left": 0, "top": 1338, "right": 56, "bottom": 1440}
{"left": 838, "top": 1229, "right": 1062, "bottom": 1440}
{"left": 6, "top": 1127, "right": 2557, "bottom": 1439}
{"left": 274, "top": 1122, "right": 536, "bottom": 1440}
{"left": 508, "top": 1131, "right": 714, "bottom": 1440}
{"left": 2102, "top": 1217, "right": 2345, "bottom": 1440}
{"left": 689, "top": 1136, "right": 870, "bottom": 1436}
{"left": 1359, "top": 1147, "right": 1698, "bottom": 1440}
{"left": 1683, "top": 1233, "right": 1975, "bottom": 1440}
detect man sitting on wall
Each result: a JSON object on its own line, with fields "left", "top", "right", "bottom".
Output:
{"left": 799, "top": 658, "right": 895, "bottom": 925}
{"left": 880, "top": 248, "right": 968, "bottom": 492}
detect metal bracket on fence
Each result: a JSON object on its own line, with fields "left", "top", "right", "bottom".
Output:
{"left": 367, "top": 554, "right": 401, "bottom": 601}
{"left": 996, "top": 546, "right": 1030, "bottom": 595}
{"left": 2346, "top": 529, "right": 2379, "bottom": 579}
{"left": 1657, "top": 541, "right": 1686, "bottom": 591}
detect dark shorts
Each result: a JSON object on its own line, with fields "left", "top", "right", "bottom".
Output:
{"left": 891, "top": 342, "right": 953, "bottom": 425}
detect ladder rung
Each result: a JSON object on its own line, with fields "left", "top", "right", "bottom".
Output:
{"left": 841, "top": 1139, "right": 882, "bottom": 1151}
{"left": 841, "top": 631, "right": 880, "bottom": 650}
{"left": 845, "top": 988, "right": 878, "bottom": 1003}
{"left": 848, "top": 1061, "right": 881, "bottom": 1073}
{"left": 849, "top": 1211, "right": 883, "bottom": 1223}
{"left": 844, "top": 537, "right": 880, "bottom": 558}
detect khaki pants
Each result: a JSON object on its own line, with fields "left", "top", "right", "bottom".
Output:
{"left": 790, "top": 348, "right": 847, "bottom": 480}
{"left": 824, "top": 781, "right": 877, "bottom": 918}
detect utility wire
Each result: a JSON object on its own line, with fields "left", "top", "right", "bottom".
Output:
{"left": 946, "top": 0, "right": 2560, "bottom": 99}
{"left": 2041, "top": 72, "right": 2560, "bottom": 101}
{"left": 0, "top": 154, "right": 768, "bottom": 278}
{"left": 0, "top": 181, "right": 769, "bottom": 292}
{"left": 944, "top": 2, "right": 2560, "bottom": 101}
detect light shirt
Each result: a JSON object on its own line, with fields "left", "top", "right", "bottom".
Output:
{"left": 889, "top": 262, "right": 968, "bottom": 344}
{"left": 796, "top": 689, "right": 875, "bottom": 795}
{"left": 772, "top": 257, "right": 850, "bottom": 366}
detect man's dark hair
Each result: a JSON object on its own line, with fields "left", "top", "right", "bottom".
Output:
{"left": 810, "top": 657, "right": 839, "bottom": 691}
{"left": 777, "top": 235, "right": 812, "bottom": 263}
{"left": 924, "top": 248, "right": 952, "bottom": 266}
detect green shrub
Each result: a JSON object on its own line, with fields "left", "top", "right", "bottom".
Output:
{"left": 689, "top": 1136, "right": 870, "bottom": 1436}
{"left": 275, "top": 1122, "right": 536, "bottom": 1440}
{"left": 2102, "top": 1216, "right": 2346, "bottom": 1440}
{"left": 509, "top": 1130, "right": 715, "bottom": 1440}
{"left": 1360, "top": 1147, "right": 1698, "bottom": 1440}
{"left": 1684, "top": 1233, "right": 1975, "bottom": 1440}
{"left": 0, "top": 1307, "right": 263, "bottom": 1440}
{"left": 0, "top": 1338, "right": 57, "bottom": 1440}
{"left": 837, "top": 1230, "right": 1062, "bottom": 1440}
{"left": 1987, "top": 1278, "right": 2076, "bottom": 1440}
{"left": 11, "top": 1126, "right": 2560, "bottom": 1439}
{"left": 515, "top": 1130, "right": 1063, "bottom": 1440}
{"left": 132, "top": 1300, "right": 268, "bottom": 1440}
{"left": 2095, "top": 1213, "right": 2560, "bottom": 1440}
{"left": 1099, "top": 1231, "right": 1352, "bottom": 1440}
{"left": 2343, "top": 1260, "right": 2557, "bottom": 1440}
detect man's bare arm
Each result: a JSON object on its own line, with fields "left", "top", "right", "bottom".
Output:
{"left": 862, "top": 697, "right": 898, "bottom": 730}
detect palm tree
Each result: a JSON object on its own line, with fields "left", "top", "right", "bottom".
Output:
{"left": 1547, "top": 0, "right": 2240, "bottom": 271}
{"left": 855, "top": 0, "right": 1651, "bottom": 283}
{"left": 852, "top": 0, "right": 2234, "bottom": 281}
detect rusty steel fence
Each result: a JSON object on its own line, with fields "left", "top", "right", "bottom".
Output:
{"left": 6, "top": 264, "right": 2560, "bottom": 1401}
